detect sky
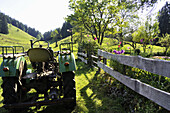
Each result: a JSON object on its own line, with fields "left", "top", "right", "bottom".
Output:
{"left": 0, "top": 0, "right": 73, "bottom": 34}
{"left": 140, "top": 0, "right": 168, "bottom": 19}
{"left": 0, "top": 0, "right": 168, "bottom": 34}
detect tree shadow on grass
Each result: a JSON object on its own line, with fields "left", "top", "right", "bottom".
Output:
{"left": 76, "top": 67, "right": 125, "bottom": 113}
{"left": 75, "top": 60, "right": 93, "bottom": 76}
{"left": 0, "top": 104, "right": 74, "bottom": 113}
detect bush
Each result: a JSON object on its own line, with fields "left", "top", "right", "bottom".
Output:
{"left": 134, "top": 49, "right": 140, "bottom": 55}
{"left": 78, "top": 40, "right": 100, "bottom": 55}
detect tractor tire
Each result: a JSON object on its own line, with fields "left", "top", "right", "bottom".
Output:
{"left": 1, "top": 77, "right": 19, "bottom": 104}
{"left": 63, "top": 71, "right": 76, "bottom": 110}
{"left": 1, "top": 77, "right": 22, "bottom": 113}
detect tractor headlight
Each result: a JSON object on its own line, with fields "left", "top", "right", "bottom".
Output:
{"left": 64, "top": 62, "right": 69, "bottom": 66}
{"left": 3, "top": 67, "right": 9, "bottom": 72}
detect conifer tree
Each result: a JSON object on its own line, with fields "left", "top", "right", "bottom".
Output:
{"left": 0, "top": 13, "right": 9, "bottom": 34}
{"left": 158, "top": 2, "right": 170, "bottom": 36}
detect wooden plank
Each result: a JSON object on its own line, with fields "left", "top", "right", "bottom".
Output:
{"left": 91, "top": 55, "right": 98, "bottom": 59}
{"left": 98, "top": 49, "right": 170, "bottom": 78}
{"left": 92, "top": 61, "right": 98, "bottom": 65}
{"left": 92, "top": 65, "right": 98, "bottom": 69}
{"left": 98, "top": 61, "right": 170, "bottom": 111}
{"left": 78, "top": 56, "right": 87, "bottom": 64}
{"left": 77, "top": 52, "right": 87, "bottom": 57}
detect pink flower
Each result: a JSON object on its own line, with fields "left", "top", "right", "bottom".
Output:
{"left": 113, "top": 50, "right": 125, "bottom": 54}
{"left": 113, "top": 50, "right": 117, "bottom": 53}
{"left": 150, "top": 39, "right": 152, "bottom": 42}
{"left": 94, "top": 37, "right": 97, "bottom": 40}
{"left": 119, "top": 42, "right": 121, "bottom": 44}
{"left": 118, "top": 45, "right": 120, "bottom": 48}
{"left": 127, "top": 47, "right": 130, "bottom": 49}
{"left": 140, "top": 39, "right": 144, "bottom": 42}
{"left": 121, "top": 50, "right": 125, "bottom": 54}
{"left": 87, "top": 35, "right": 89, "bottom": 37}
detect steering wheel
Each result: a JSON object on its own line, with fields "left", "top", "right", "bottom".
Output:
{"left": 31, "top": 40, "right": 49, "bottom": 48}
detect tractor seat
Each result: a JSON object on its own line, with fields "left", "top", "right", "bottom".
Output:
{"left": 27, "top": 48, "right": 53, "bottom": 62}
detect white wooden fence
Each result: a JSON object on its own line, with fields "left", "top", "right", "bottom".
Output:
{"left": 78, "top": 49, "right": 170, "bottom": 111}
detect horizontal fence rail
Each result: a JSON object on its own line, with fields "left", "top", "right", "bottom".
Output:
{"left": 97, "top": 49, "right": 170, "bottom": 111}
{"left": 77, "top": 52, "right": 87, "bottom": 57}
{"left": 98, "top": 50, "right": 170, "bottom": 78}
{"left": 77, "top": 52, "right": 87, "bottom": 64}
{"left": 98, "top": 61, "right": 170, "bottom": 111}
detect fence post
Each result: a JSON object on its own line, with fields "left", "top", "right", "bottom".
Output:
{"left": 97, "top": 55, "right": 101, "bottom": 73}
{"left": 103, "top": 57, "right": 107, "bottom": 75}
{"left": 103, "top": 58, "right": 107, "bottom": 65}
{"left": 87, "top": 49, "right": 93, "bottom": 67}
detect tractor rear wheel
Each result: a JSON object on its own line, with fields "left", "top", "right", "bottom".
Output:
{"left": 63, "top": 71, "right": 76, "bottom": 110}
{"left": 1, "top": 77, "right": 28, "bottom": 113}
{"left": 1, "top": 77, "right": 21, "bottom": 113}
{"left": 2, "top": 77, "right": 19, "bottom": 104}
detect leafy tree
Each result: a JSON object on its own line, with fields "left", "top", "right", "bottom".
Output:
{"left": 51, "top": 28, "right": 61, "bottom": 42}
{"left": 36, "top": 32, "right": 43, "bottom": 40}
{"left": 158, "top": 2, "right": 170, "bottom": 36}
{"left": 158, "top": 33, "right": 170, "bottom": 55}
{"left": 109, "top": 1, "right": 140, "bottom": 47}
{"left": 132, "top": 17, "right": 159, "bottom": 53}
{"left": 67, "top": 0, "right": 118, "bottom": 45}
{"left": 67, "top": 0, "right": 158, "bottom": 45}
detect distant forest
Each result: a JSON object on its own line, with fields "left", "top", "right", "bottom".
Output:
{"left": 0, "top": 12, "right": 73, "bottom": 42}
{"left": 43, "top": 21, "right": 73, "bottom": 42}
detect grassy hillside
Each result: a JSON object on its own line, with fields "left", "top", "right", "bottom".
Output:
{"left": 0, "top": 24, "right": 36, "bottom": 51}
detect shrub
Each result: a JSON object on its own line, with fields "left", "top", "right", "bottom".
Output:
{"left": 134, "top": 49, "right": 140, "bottom": 55}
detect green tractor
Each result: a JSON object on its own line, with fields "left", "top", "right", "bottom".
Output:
{"left": 0, "top": 40, "right": 76, "bottom": 112}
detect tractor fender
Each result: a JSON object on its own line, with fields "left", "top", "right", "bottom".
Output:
{"left": 58, "top": 53, "right": 76, "bottom": 73}
{"left": 0, "top": 56, "right": 26, "bottom": 77}
{"left": 15, "top": 56, "right": 26, "bottom": 77}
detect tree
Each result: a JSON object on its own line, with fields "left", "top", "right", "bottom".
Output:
{"left": 60, "top": 22, "right": 72, "bottom": 39}
{"left": 132, "top": 17, "right": 159, "bottom": 53}
{"left": 0, "top": 13, "right": 8, "bottom": 34}
{"left": 158, "top": 33, "right": 170, "bottom": 55}
{"left": 67, "top": 0, "right": 158, "bottom": 45}
{"left": 67, "top": 0, "right": 120, "bottom": 45}
{"left": 158, "top": 2, "right": 170, "bottom": 36}
{"left": 51, "top": 28, "right": 61, "bottom": 42}
{"left": 43, "top": 31, "right": 53, "bottom": 41}
{"left": 36, "top": 32, "right": 43, "bottom": 40}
